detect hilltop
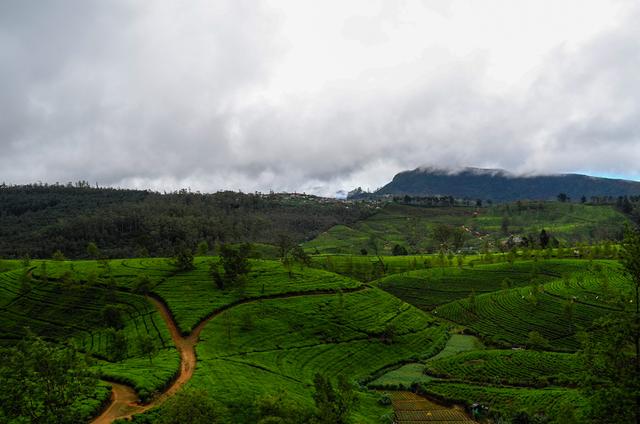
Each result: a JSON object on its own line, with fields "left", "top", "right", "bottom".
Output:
{"left": 354, "top": 167, "right": 640, "bottom": 202}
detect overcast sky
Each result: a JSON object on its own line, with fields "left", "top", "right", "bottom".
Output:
{"left": 2, "top": 0, "right": 639, "bottom": 196}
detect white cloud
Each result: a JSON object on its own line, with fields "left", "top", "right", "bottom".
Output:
{"left": 1, "top": 0, "right": 639, "bottom": 195}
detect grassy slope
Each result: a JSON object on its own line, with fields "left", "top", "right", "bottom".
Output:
{"left": 434, "top": 261, "right": 629, "bottom": 350}
{"left": 369, "top": 334, "right": 484, "bottom": 388}
{"left": 304, "top": 202, "right": 627, "bottom": 255}
{"left": 1, "top": 251, "right": 627, "bottom": 423}
{"left": 423, "top": 382, "right": 585, "bottom": 423}
{"left": 153, "top": 259, "right": 361, "bottom": 333}
{"left": 424, "top": 349, "right": 582, "bottom": 386}
{"left": 190, "top": 287, "right": 447, "bottom": 422}
{"left": 376, "top": 260, "right": 587, "bottom": 310}
{"left": 371, "top": 258, "right": 629, "bottom": 423}
{"left": 0, "top": 261, "right": 180, "bottom": 403}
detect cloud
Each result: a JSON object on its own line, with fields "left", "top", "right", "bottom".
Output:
{"left": 1, "top": 0, "right": 639, "bottom": 196}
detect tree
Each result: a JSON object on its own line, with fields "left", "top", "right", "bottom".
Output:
{"left": 392, "top": 244, "right": 408, "bottom": 256}
{"left": 39, "top": 261, "right": 48, "bottom": 283}
{"left": 137, "top": 334, "right": 156, "bottom": 363}
{"left": 254, "top": 390, "right": 312, "bottom": 424}
{"left": 501, "top": 216, "right": 510, "bottom": 235}
{"left": 158, "top": 388, "right": 223, "bottom": 424}
{"left": 86, "top": 269, "right": 98, "bottom": 287}
{"left": 380, "top": 324, "right": 396, "bottom": 345}
{"left": 276, "top": 234, "right": 293, "bottom": 260}
{"left": 86, "top": 242, "right": 100, "bottom": 259}
{"left": 468, "top": 290, "right": 477, "bottom": 313}
{"left": 527, "top": 330, "right": 549, "bottom": 350}
{"left": 581, "top": 316, "right": 638, "bottom": 423}
{"left": 557, "top": 193, "right": 568, "bottom": 202}
{"left": 367, "top": 234, "right": 380, "bottom": 256}
{"left": 539, "top": 229, "right": 550, "bottom": 249}
{"left": 0, "top": 334, "right": 97, "bottom": 424}
{"left": 19, "top": 269, "right": 32, "bottom": 295}
{"left": 52, "top": 249, "right": 66, "bottom": 261}
{"left": 107, "top": 329, "right": 128, "bottom": 361}
{"left": 290, "top": 245, "right": 311, "bottom": 267}
{"left": 580, "top": 226, "right": 640, "bottom": 423}
{"left": 209, "top": 260, "right": 225, "bottom": 289}
{"left": 215, "top": 243, "right": 252, "bottom": 287}
{"left": 432, "top": 224, "right": 452, "bottom": 248}
{"left": 102, "top": 304, "right": 125, "bottom": 329}
{"left": 564, "top": 300, "right": 575, "bottom": 332}
{"left": 133, "top": 275, "right": 152, "bottom": 294}
{"left": 173, "top": 245, "right": 195, "bottom": 271}
{"left": 313, "top": 373, "right": 357, "bottom": 424}
{"left": 196, "top": 240, "right": 209, "bottom": 256}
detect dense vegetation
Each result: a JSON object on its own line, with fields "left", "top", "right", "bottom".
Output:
{"left": 305, "top": 201, "right": 627, "bottom": 255}
{"left": 0, "top": 184, "right": 371, "bottom": 258}
{"left": 1, "top": 190, "right": 639, "bottom": 423}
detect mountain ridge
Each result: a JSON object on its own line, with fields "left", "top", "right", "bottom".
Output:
{"left": 352, "top": 167, "right": 640, "bottom": 202}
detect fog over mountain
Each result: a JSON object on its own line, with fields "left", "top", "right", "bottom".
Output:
{"left": 2, "top": 1, "right": 640, "bottom": 196}
{"left": 363, "top": 166, "right": 640, "bottom": 202}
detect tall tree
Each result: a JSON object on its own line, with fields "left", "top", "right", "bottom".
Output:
{"left": 620, "top": 226, "right": 640, "bottom": 423}
{"left": 539, "top": 229, "right": 550, "bottom": 249}
{"left": 218, "top": 243, "right": 252, "bottom": 286}
{"left": 86, "top": 242, "right": 100, "bottom": 259}
{"left": 312, "top": 373, "right": 356, "bottom": 424}
{"left": 0, "top": 335, "right": 97, "bottom": 424}
{"left": 580, "top": 226, "right": 640, "bottom": 423}
{"left": 158, "top": 388, "right": 222, "bottom": 424}
{"left": 137, "top": 334, "right": 156, "bottom": 363}
{"left": 173, "top": 245, "right": 195, "bottom": 272}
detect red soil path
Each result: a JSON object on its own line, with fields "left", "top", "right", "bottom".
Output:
{"left": 91, "top": 287, "right": 365, "bottom": 423}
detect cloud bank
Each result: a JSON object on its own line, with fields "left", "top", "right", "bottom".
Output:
{"left": 1, "top": 0, "right": 639, "bottom": 196}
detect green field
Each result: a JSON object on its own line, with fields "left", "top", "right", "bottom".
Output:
{"left": 304, "top": 202, "right": 627, "bottom": 255}
{"left": 0, "top": 261, "right": 180, "bottom": 418}
{"left": 424, "top": 349, "right": 582, "bottom": 386}
{"left": 422, "top": 382, "right": 585, "bottom": 422}
{"left": 0, "top": 199, "right": 635, "bottom": 423}
{"left": 376, "top": 260, "right": 588, "bottom": 310}
{"left": 153, "top": 259, "right": 361, "bottom": 333}
{"left": 189, "top": 287, "right": 446, "bottom": 421}
{"left": 433, "top": 261, "right": 628, "bottom": 350}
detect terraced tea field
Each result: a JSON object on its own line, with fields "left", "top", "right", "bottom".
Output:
{"left": 190, "top": 287, "right": 448, "bottom": 421}
{"left": 433, "top": 262, "right": 628, "bottom": 350}
{"left": 422, "top": 382, "right": 585, "bottom": 422}
{"left": 377, "top": 260, "right": 587, "bottom": 310}
{"left": 424, "top": 350, "right": 582, "bottom": 386}
{"left": 0, "top": 249, "right": 633, "bottom": 423}
{"left": 304, "top": 202, "right": 627, "bottom": 255}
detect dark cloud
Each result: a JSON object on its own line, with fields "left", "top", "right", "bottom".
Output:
{"left": 1, "top": 1, "right": 639, "bottom": 196}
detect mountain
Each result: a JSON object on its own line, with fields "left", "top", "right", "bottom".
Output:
{"left": 363, "top": 167, "right": 640, "bottom": 202}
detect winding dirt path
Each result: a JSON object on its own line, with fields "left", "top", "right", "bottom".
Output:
{"left": 91, "top": 296, "right": 200, "bottom": 424}
{"left": 91, "top": 286, "right": 365, "bottom": 423}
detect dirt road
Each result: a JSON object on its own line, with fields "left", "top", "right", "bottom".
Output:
{"left": 91, "top": 287, "right": 364, "bottom": 423}
{"left": 91, "top": 296, "right": 201, "bottom": 423}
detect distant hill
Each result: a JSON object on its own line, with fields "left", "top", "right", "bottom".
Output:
{"left": 0, "top": 185, "right": 372, "bottom": 258}
{"left": 360, "top": 167, "right": 640, "bottom": 202}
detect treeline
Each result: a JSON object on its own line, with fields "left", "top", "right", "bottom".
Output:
{"left": 0, "top": 185, "right": 373, "bottom": 259}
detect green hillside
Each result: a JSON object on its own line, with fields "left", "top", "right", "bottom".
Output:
{"left": 304, "top": 202, "right": 626, "bottom": 255}
{"left": 0, "top": 223, "right": 636, "bottom": 423}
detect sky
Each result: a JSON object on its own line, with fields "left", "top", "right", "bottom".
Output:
{"left": 1, "top": 0, "right": 639, "bottom": 197}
